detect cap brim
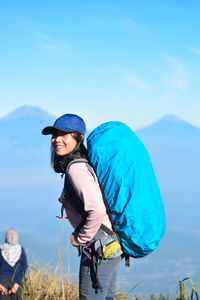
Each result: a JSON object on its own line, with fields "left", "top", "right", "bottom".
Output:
{"left": 41, "top": 126, "right": 71, "bottom": 135}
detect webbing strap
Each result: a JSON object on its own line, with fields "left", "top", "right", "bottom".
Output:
{"left": 66, "top": 158, "right": 89, "bottom": 173}
{"left": 61, "top": 159, "right": 116, "bottom": 237}
{"left": 100, "top": 223, "right": 115, "bottom": 236}
{"left": 64, "top": 174, "right": 87, "bottom": 220}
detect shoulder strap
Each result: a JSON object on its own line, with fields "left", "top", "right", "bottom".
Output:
{"left": 64, "top": 159, "right": 116, "bottom": 237}
{"left": 64, "top": 159, "right": 89, "bottom": 232}
{"left": 67, "top": 159, "right": 117, "bottom": 231}
{"left": 66, "top": 158, "right": 89, "bottom": 173}
{"left": 57, "top": 159, "right": 90, "bottom": 220}
{"left": 65, "top": 158, "right": 90, "bottom": 216}
{"left": 65, "top": 157, "right": 98, "bottom": 219}
{"left": 64, "top": 175, "right": 86, "bottom": 219}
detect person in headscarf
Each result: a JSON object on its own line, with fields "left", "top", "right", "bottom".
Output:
{"left": 0, "top": 229, "right": 27, "bottom": 299}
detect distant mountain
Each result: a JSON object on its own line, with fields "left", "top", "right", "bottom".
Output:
{"left": 0, "top": 106, "right": 56, "bottom": 168}
{"left": 1, "top": 106, "right": 200, "bottom": 172}
{"left": 136, "top": 114, "right": 200, "bottom": 139}
{"left": 2, "top": 108, "right": 200, "bottom": 142}
{"left": 0, "top": 106, "right": 55, "bottom": 122}
{"left": 0, "top": 106, "right": 93, "bottom": 169}
{"left": 0, "top": 106, "right": 55, "bottom": 137}
{"left": 135, "top": 113, "right": 200, "bottom": 189}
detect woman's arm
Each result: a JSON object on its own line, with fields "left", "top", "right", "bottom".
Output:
{"left": 13, "top": 247, "right": 28, "bottom": 286}
{"left": 68, "top": 163, "right": 109, "bottom": 245}
{"left": 0, "top": 252, "right": 8, "bottom": 295}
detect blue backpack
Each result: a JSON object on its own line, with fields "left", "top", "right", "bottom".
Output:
{"left": 87, "top": 121, "right": 165, "bottom": 258}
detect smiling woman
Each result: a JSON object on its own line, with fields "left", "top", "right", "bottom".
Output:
{"left": 50, "top": 129, "right": 88, "bottom": 174}
{"left": 42, "top": 114, "right": 122, "bottom": 300}
{"left": 51, "top": 131, "right": 79, "bottom": 156}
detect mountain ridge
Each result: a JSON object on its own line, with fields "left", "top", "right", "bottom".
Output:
{"left": 0, "top": 106, "right": 55, "bottom": 123}
{"left": 136, "top": 113, "right": 200, "bottom": 138}
{"left": 1, "top": 106, "right": 200, "bottom": 136}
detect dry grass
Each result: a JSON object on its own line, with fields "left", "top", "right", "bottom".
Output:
{"left": 21, "top": 259, "right": 135, "bottom": 299}
{"left": 21, "top": 260, "right": 199, "bottom": 300}
{"left": 176, "top": 277, "right": 199, "bottom": 300}
{"left": 22, "top": 260, "right": 79, "bottom": 300}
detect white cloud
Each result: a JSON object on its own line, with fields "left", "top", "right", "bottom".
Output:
{"left": 144, "top": 271, "right": 165, "bottom": 280}
{"left": 187, "top": 229, "right": 200, "bottom": 237}
{"left": 120, "top": 18, "right": 144, "bottom": 32}
{"left": 162, "top": 55, "right": 182, "bottom": 68}
{"left": 170, "top": 227, "right": 200, "bottom": 238}
{"left": 161, "top": 55, "right": 186, "bottom": 90}
{"left": 161, "top": 91, "right": 177, "bottom": 103}
{"left": 34, "top": 32, "right": 69, "bottom": 55}
{"left": 123, "top": 74, "right": 151, "bottom": 91}
{"left": 44, "top": 43, "right": 62, "bottom": 54}
{"left": 121, "top": 18, "right": 140, "bottom": 26}
{"left": 189, "top": 47, "right": 200, "bottom": 55}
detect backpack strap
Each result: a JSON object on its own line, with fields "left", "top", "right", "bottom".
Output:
{"left": 65, "top": 165, "right": 88, "bottom": 233}
{"left": 66, "top": 158, "right": 89, "bottom": 173}
{"left": 60, "top": 158, "right": 116, "bottom": 237}
{"left": 57, "top": 158, "right": 92, "bottom": 233}
{"left": 57, "top": 159, "right": 89, "bottom": 220}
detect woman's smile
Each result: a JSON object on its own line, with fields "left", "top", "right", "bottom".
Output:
{"left": 51, "top": 132, "right": 77, "bottom": 156}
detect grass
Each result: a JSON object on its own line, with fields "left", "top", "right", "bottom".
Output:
{"left": 21, "top": 261, "right": 199, "bottom": 300}
{"left": 176, "top": 277, "right": 199, "bottom": 300}
{"left": 22, "top": 260, "right": 79, "bottom": 300}
{"left": 21, "top": 259, "right": 135, "bottom": 299}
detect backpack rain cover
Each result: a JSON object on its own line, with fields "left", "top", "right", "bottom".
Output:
{"left": 87, "top": 121, "right": 165, "bottom": 258}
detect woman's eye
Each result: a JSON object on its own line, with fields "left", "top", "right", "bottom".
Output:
{"left": 52, "top": 132, "right": 67, "bottom": 139}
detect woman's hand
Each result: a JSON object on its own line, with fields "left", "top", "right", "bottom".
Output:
{"left": 8, "top": 283, "right": 19, "bottom": 294}
{"left": 71, "top": 232, "right": 79, "bottom": 247}
{"left": 0, "top": 283, "right": 8, "bottom": 295}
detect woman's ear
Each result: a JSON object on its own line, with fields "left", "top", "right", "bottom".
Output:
{"left": 81, "top": 135, "right": 84, "bottom": 141}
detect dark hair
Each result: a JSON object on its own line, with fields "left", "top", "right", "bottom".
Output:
{"left": 51, "top": 131, "right": 89, "bottom": 174}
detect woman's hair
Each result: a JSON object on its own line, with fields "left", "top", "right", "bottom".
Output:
{"left": 51, "top": 131, "right": 89, "bottom": 173}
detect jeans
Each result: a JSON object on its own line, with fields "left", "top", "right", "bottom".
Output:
{"left": 79, "top": 253, "right": 121, "bottom": 300}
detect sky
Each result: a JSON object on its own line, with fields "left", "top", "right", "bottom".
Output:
{"left": 0, "top": 0, "right": 200, "bottom": 130}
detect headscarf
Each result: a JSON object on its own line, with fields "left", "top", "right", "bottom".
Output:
{"left": 0, "top": 228, "right": 22, "bottom": 267}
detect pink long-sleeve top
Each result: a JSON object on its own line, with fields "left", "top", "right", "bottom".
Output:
{"left": 63, "top": 162, "right": 112, "bottom": 245}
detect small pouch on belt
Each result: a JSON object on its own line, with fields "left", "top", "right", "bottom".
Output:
{"left": 103, "top": 241, "right": 121, "bottom": 259}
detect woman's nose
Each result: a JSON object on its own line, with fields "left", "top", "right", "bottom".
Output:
{"left": 55, "top": 135, "right": 62, "bottom": 142}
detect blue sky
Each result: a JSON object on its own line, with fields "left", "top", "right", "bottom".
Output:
{"left": 0, "top": 0, "right": 200, "bottom": 129}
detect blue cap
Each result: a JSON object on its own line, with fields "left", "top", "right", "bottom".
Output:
{"left": 42, "top": 113, "right": 86, "bottom": 136}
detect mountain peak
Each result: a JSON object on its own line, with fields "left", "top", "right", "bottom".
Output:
{"left": 136, "top": 114, "right": 200, "bottom": 138}
{"left": 159, "top": 114, "right": 184, "bottom": 123}
{"left": 0, "top": 106, "right": 55, "bottom": 122}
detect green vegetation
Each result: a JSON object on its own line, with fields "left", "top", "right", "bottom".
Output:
{"left": 177, "top": 278, "right": 199, "bottom": 300}
{"left": 21, "top": 262, "right": 199, "bottom": 300}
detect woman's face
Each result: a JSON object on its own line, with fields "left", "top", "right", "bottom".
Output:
{"left": 51, "top": 131, "right": 77, "bottom": 156}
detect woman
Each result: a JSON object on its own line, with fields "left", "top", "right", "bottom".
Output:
{"left": 0, "top": 229, "right": 27, "bottom": 300}
{"left": 42, "top": 113, "right": 122, "bottom": 300}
